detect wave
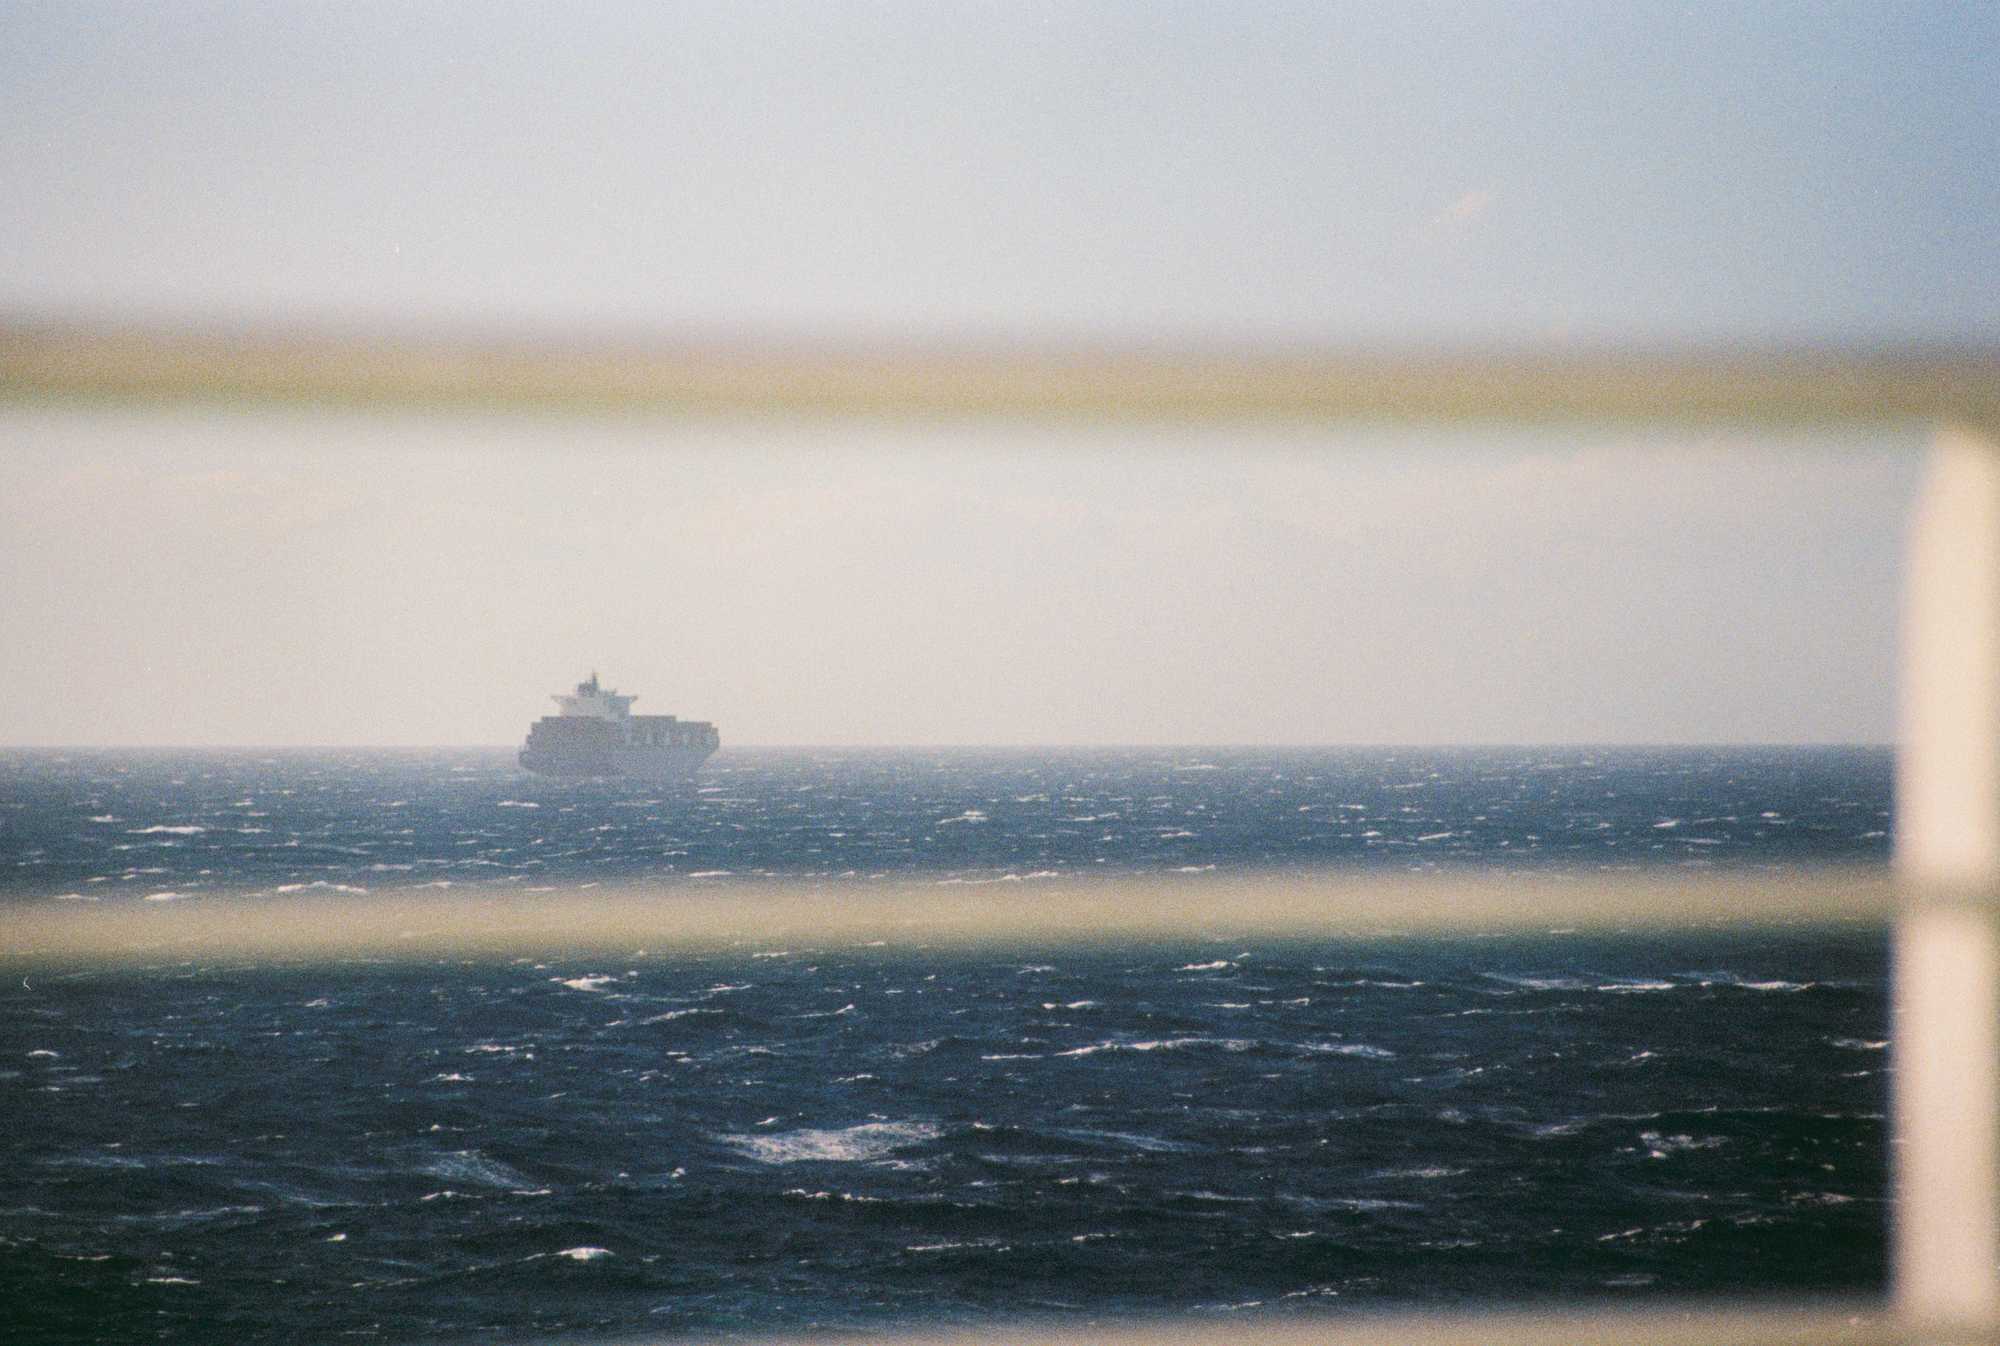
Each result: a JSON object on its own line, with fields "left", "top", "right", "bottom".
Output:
{"left": 419, "top": 1149, "right": 538, "bottom": 1191}
{"left": 1054, "top": 1037, "right": 1256, "bottom": 1057}
{"left": 639, "top": 1008, "right": 722, "bottom": 1023}
{"left": 1056, "top": 1128, "right": 1193, "bottom": 1154}
{"left": 720, "top": 1121, "right": 941, "bottom": 1165}
{"left": 1481, "top": 973, "right": 1591, "bottom": 992}
{"left": 1687, "top": 972, "right": 1819, "bottom": 993}
{"left": 1303, "top": 1041, "right": 1397, "bottom": 1059}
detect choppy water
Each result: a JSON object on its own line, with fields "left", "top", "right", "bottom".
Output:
{"left": 1, "top": 748, "right": 1892, "bottom": 1343}
{"left": 0, "top": 746, "right": 1890, "bottom": 900}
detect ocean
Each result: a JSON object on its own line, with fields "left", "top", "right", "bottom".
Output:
{"left": 0, "top": 747, "right": 1893, "bottom": 1342}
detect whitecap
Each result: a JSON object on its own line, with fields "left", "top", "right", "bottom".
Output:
{"left": 1303, "top": 1041, "right": 1396, "bottom": 1059}
{"left": 1786, "top": 1191, "right": 1856, "bottom": 1206}
{"left": 1290, "top": 1195, "right": 1422, "bottom": 1212}
{"left": 1480, "top": 973, "right": 1589, "bottom": 992}
{"left": 556, "top": 975, "right": 617, "bottom": 993}
{"left": 1176, "top": 960, "right": 1234, "bottom": 972}
{"left": 1831, "top": 1037, "right": 1889, "bottom": 1051}
{"left": 142, "top": 891, "right": 187, "bottom": 902}
{"left": 126, "top": 825, "right": 205, "bottom": 835}
{"left": 1059, "top": 1128, "right": 1192, "bottom": 1153}
{"left": 1640, "top": 1131, "right": 1726, "bottom": 1158}
{"left": 1696, "top": 973, "right": 1816, "bottom": 992}
{"left": 782, "top": 1188, "right": 887, "bottom": 1203}
{"left": 721, "top": 1120, "right": 941, "bottom": 1164}
{"left": 640, "top": 1008, "right": 720, "bottom": 1023}
{"left": 1056, "top": 1037, "right": 1255, "bottom": 1057}
{"left": 556, "top": 1246, "right": 612, "bottom": 1261}
{"left": 422, "top": 1150, "right": 536, "bottom": 1189}
{"left": 496, "top": 800, "right": 540, "bottom": 809}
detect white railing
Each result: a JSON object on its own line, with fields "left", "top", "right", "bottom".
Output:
{"left": 3, "top": 320, "right": 1997, "bottom": 1345}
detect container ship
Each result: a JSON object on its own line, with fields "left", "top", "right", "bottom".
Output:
{"left": 518, "top": 672, "right": 719, "bottom": 779}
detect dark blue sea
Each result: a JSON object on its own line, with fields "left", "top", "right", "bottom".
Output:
{"left": 0, "top": 747, "right": 1894, "bottom": 1343}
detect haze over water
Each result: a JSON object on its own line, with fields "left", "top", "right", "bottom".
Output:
{"left": 2, "top": 747, "right": 1890, "bottom": 1343}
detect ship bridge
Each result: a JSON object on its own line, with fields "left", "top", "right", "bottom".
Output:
{"left": 553, "top": 672, "right": 635, "bottom": 720}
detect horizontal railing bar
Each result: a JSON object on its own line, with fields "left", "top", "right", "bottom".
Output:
{"left": 618, "top": 1301, "right": 1901, "bottom": 1346}
{"left": 0, "top": 869, "right": 1892, "bottom": 968}
{"left": 1, "top": 318, "right": 1995, "bottom": 426}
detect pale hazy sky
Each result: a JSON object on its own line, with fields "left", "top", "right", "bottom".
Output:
{"left": 0, "top": 4, "right": 1991, "bottom": 745}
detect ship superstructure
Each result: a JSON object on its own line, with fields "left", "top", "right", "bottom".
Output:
{"left": 518, "top": 672, "right": 719, "bottom": 779}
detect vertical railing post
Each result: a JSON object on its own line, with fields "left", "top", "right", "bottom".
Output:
{"left": 1897, "top": 421, "right": 2000, "bottom": 1334}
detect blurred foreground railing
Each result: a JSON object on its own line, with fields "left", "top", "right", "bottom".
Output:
{"left": 2, "top": 318, "right": 1998, "bottom": 1346}
{"left": 2, "top": 318, "right": 1997, "bottom": 426}
{"left": 0, "top": 871, "right": 1896, "bottom": 967}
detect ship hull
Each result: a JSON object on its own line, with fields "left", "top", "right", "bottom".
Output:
{"left": 518, "top": 743, "right": 716, "bottom": 780}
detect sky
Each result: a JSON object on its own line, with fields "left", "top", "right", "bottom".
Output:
{"left": 0, "top": 3, "right": 1991, "bottom": 746}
